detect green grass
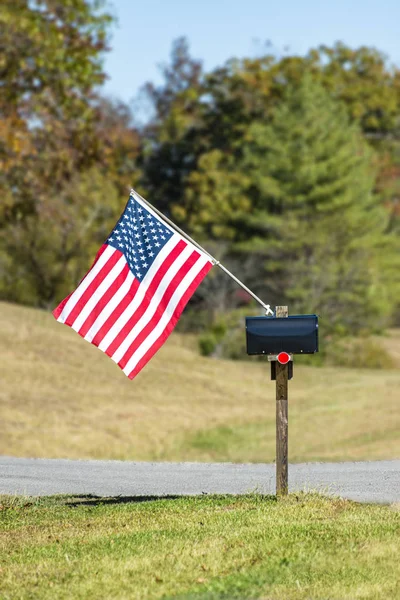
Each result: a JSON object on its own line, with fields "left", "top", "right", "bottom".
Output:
{"left": 1, "top": 300, "right": 400, "bottom": 463}
{"left": 0, "top": 493, "right": 399, "bottom": 599}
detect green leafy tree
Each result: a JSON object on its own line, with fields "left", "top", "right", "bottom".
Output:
{"left": 141, "top": 38, "right": 204, "bottom": 214}
{"left": 141, "top": 40, "right": 400, "bottom": 238}
{"left": 0, "top": 1, "right": 144, "bottom": 307}
{"left": 0, "top": 96, "right": 142, "bottom": 307}
{"left": 0, "top": 0, "right": 113, "bottom": 223}
{"left": 0, "top": 168, "right": 121, "bottom": 308}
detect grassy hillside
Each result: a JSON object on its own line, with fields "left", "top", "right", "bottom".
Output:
{"left": 0, "top": 301, "right": 399, "bottom": 462}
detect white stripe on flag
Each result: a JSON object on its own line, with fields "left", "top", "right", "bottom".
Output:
{"left": 70, "top": 255, "right": 127, "bottom": 333}
{"left": 123, "top": 255, "right": 209, "bottom": 376}
{"left": 84, "top": 268, "right": 135, "bottom": 343}
{"left": 57, "top": 245, "right": 115, "bottom": 324}
{"left": 111, "top": 244, "right": 194, "bottom": 363}
{"left": 98, "top": 236, "right": 181, "bottom": 353}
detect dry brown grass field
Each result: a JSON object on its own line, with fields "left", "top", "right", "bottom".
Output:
{"left": 0, "top": 301, "right": 399, "bottom": 463}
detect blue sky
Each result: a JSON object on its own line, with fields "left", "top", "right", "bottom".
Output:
{"left": 103, "top": 0, "right": 400, "bottom": 106}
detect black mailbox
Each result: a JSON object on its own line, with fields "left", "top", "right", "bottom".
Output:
{"left": 246, "top": 315, "right": 318, "bottom": 355}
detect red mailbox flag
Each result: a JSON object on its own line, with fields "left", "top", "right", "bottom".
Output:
{"left": 53, "top": 191, "right": 213, "bottom": 379}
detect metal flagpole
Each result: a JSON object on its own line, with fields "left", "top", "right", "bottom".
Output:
{"left": 132, "top": 189, "right": 274, "bottom": 316}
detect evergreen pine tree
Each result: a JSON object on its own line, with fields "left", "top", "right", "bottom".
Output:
{"left": 240, "top": 78, "right": 394, "bottom": 334}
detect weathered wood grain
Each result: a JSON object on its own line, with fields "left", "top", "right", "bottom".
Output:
{"left": 275, "top": 305, "right": 288, "bottom": 496}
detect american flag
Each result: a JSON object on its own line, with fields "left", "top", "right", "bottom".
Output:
{"left": 53, "top": 190, "right": 213, "bottom": 379}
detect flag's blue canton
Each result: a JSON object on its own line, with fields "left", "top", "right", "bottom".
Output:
{"left": 106, "top": 196, "right": 174, "bottom": 281}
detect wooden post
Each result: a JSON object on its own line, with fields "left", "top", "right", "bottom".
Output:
{"left": 275, "top": 305, "right": 288, "bottom": 496}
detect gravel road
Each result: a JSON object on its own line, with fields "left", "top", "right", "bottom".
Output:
{"left": 0, "top": 457, "right": 399, "bottom": 504}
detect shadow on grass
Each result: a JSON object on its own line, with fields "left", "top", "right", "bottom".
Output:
{"left": 64, "top": 492, "right": 279, "bottom": 508}
{"left": 65, "top": 494, "right": 185, "bottom": 507}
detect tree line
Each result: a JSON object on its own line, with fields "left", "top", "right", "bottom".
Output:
{"left": 1, "top": 1, "right": 399, "bottom": 346}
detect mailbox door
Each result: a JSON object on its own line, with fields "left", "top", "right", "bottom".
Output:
{"left": 246, "top": 315, "right": 318, "bottom": 355}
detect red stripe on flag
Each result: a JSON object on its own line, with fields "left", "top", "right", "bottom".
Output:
{"left": 77, "top": 262, "right": 130, "bottom": 339}
{"left": 64, "top": 249, "right": 122, "bottom": 327}
{"left": 90, "top": 278, "right": 140, "bottom": 348}
{"left": 127, "top": 261, "right": 212, "bottom": 379}
{"left": 118, "top": 250, "right": 201, "bottom": 370}
{"left": 104, "top": 239, "right": 187, "bottom": 358}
